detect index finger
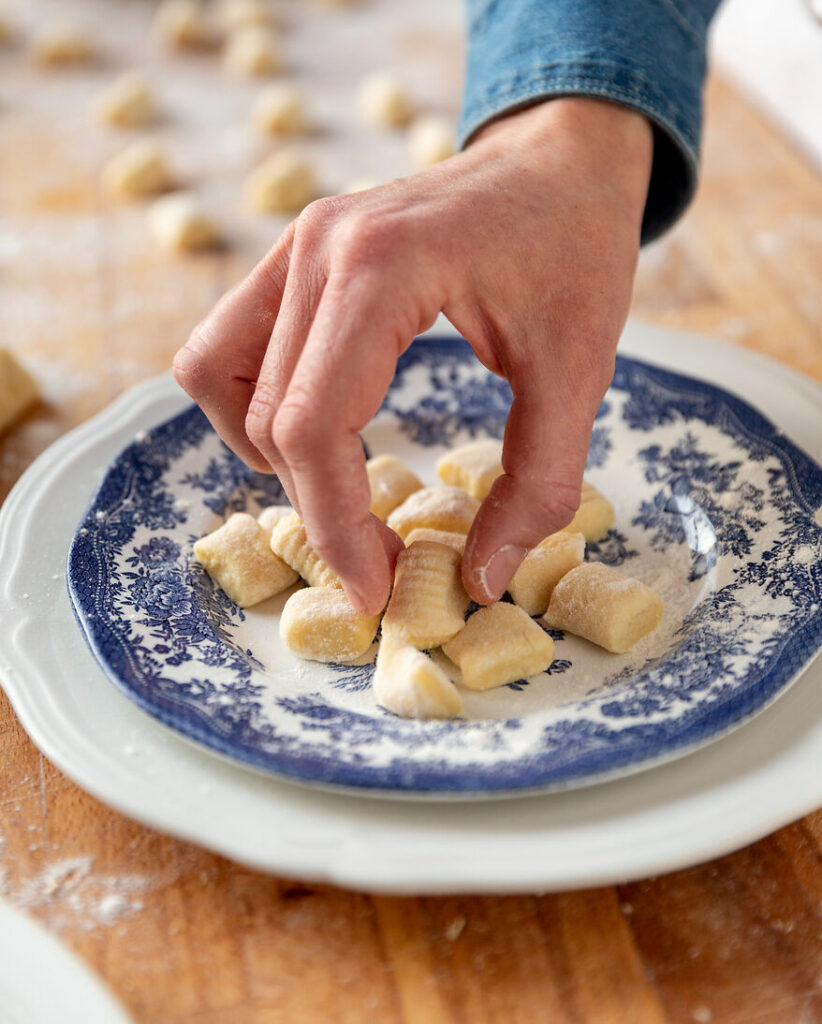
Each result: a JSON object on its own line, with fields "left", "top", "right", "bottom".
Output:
{"left": 271, "top": 270, "right": 427, "bottom": 614}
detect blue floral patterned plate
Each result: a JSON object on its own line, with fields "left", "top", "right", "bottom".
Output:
{"left": 67, "top": 336, "right": 822, "bottom": 796}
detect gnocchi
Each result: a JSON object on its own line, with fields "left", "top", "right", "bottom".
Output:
{"left": 382, "top": 541, "right": 469, "bottom": 649}
{"left": 280, "top": 586, "right": 380, "bottom": 663}
{"left": 251, "top": 83, "right": 307, "bottom": 136}
{"left": 215, "top": 0, "right": 276, "bottom": 31}
{"left": 155, "top": 0, "right": 212, "bottom": 49}
{"left": 442, "top": 602, "right": 555, "bottom": 691}
{"left": 103, "top": 140, "right": 174, "bottom": 199}
{"left": 357, "top": 72, "right": 413, "bottom": 128}
{"left": 269, "top": 511, "right": 340, "bottom": 588}
{"left": 366, "top": 454, "right": 423, "bottom": 522}
{"left": 542, "top": 561, "right": 664, "bottom": 653}
{"left": 0, "top": 350, "right": 39, "bottom": 435}
{"left": 508, "top": 530, "right": 585, "bottom": 616}
{"left": 386, "top": 485, "right": 479, "bottom": 542}
{"left": 408, "top": 116, "right": 455, "bottom": 169}
{"left": 373, "top": 635, "right": 462, "bottom": 719}
{"left": 245, "top": 149, "right": 316, "bottom": 213}
{"left": 32, "top": 24, "right": 96, "bottom": 65}
{"left": 403, "top": 527, "right": 466, "bottom": 554}
{"left": 223, "top": 25, "right": 282, "bottom": 76}
{"left": 95, "top": 72, "right": 155, "bottom": 129}
{"left": 257, "top": 505, "right": 293, "bottom": 539}
{"left": 193, "top": 513, "right": 298, "bottom": 607}
{"left": 149, "top": 193, "right": 221, "bottom": 252}
{"left": 565, "top": 479, "right": 615, "bottom": 542}
{"left": 436, "top": 438, "right": 502, "bottom": 499}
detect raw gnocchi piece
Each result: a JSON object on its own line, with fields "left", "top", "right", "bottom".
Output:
{"left": 32, "top": 24, "right": 96, "bottom": 65}
{"left": 257, "top": 504, "right": 293, "bottom": 539}
{"left": 382, "top": 541, "right": 469, "bottom": 649}
{"left": 193, "top": 512, "right": 299, "bottom": 607}
{"left": 436, "top": 438, "right": 502, "bottom": 500}
{"left": 94, "top": 72, "right": 156, "bottom": 129}
{"left": 386, "top": 486, "right": 479, "bottom": 542}
{"left": 155, "top": 0, "right": 212, "bottom": 48}
{"left": 565, "top": 480, "right": 615, "bottom": 542}
{"left": 245, "top": 150, "right": 316, "bottom": 213}
{"left": 149, "top": 193, "right": 221, "bottom": 252}
{"left": 103, "top": 140, "right": 174, "bottom": 198}
{"left": 404, "top": 527, "right": 466, "bottom": 554}
{"left": 251, "top": 83, "right": 307, "bottom": 135}
{"left": 215, "top": 0, "right": 276, "bottom": 32}
{"left": 223, "top": 25, "right": 282, "bottom": 76}
{"left": 269, "top": 511, "right": 340, "bottom": 588}
{"left": 357, "top": 72, "right": 413, "bottom": 128}
{"left": 0, "top": 349, "right": 39, "bottom": 435}
{"left": 508, "top": 531, "right": 585, "bottom": 616}
{"left": 366, "top": 454, "right": 423, "bottom": 522}
{"left": 344, "top": 177, "right": 380, "bottom": 194}
{"left": 373, "top": 635, "right": 462, "bottom": 719}
{"left": 408, "top": 116, "right": 455, "bottom": 168}
{"left": 280, "top": 586, "right": 380, "bottom": 663}
{"left": 442, "top": 602, "right": 555, "bottom": 691}
{"left": 542, "top": 561, "right": 664, "bottom": 654}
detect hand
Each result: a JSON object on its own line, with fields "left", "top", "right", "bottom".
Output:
{"left": 173, "top": 97, "right": 652, "bottom": 614}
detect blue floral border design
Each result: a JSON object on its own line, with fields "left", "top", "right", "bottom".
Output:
{"left": 67, "top": 336, "right": 822, "bottom": 794}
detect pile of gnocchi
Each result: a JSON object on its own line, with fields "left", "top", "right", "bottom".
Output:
{"left": 194, "top": 439, "right": 665, "bottom": 719}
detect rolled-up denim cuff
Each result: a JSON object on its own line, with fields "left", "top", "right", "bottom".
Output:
{"left": 459, "top": 1, "right": 720, "bottom": 243}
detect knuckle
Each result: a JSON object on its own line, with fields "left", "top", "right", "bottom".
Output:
{"left": 271, "top": 400, "right": 320, "bottom": 463}
{"left": 333, "top": 211, "right": 402, "bottom": 268}
{"left": 244, "top": 383, "right": 279, "bottom": 448}
{"left": 172, "top": 327, "right": 214, "bottom": 396}
{"left": 295, "top": 196, "right": 343, "bottom": 240}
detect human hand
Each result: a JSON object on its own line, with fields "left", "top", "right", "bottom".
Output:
{"left": 173, "top": 97, "right": 652, "bottom": 614}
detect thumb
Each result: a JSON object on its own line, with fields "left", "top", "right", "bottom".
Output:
{"left": 461, "top": 357, "right": 607, "bottom": 604}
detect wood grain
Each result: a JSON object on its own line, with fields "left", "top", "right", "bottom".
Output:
{"left": 0, "top": 7, "right": 821, "bottom": 1019}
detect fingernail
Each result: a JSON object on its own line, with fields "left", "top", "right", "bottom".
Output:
{"left": 476, "top": 544, "right": 527, "bottom": 603}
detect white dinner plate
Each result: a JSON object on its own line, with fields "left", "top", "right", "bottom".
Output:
{"left": 1, "top": 319, "right": 821, "bottom": 892}
{"left": 0, "top": 899, "right": 133, "bottom": 1024}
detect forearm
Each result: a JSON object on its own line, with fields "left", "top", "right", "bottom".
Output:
{"left": 460, "top": 0, "right": 723, "bottom": 242}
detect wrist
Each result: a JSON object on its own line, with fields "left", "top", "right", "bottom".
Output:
{"left": 467, "top": 97, "right": 653, "bottom": 223}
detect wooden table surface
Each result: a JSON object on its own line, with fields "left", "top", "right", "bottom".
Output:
{"left": 1, "top": 1, "right": 821, "bottom": 1021}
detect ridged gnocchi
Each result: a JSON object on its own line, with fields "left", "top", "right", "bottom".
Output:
{"left": 269, "top": 511, "right": 340, "bottom": 588}
{"left": 543, "top": 562, "right": 664, "bottom": 653}
{"left": 382, "top": 541, "right": 469, "bottom": 649}
{"left": 403, "top": 527, "right": 467, "bottom": 554}
{"left": 193, "top": 513, "right": 298, "bottom": 607}
{"left": 442, "top": 602, "right": 556, "bottom": 691}
{"left": 386, "top": 485, "right": 479, "bottom": 542}
{"left": 280, "top": 586, "right": 380, "bottom": 663}
{"left": 508, "top": 531, "right": 585, "bottom": 616}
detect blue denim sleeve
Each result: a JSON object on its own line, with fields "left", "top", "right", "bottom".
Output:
{"left": 459, "top": 0, "right": 722, "bottom": 242}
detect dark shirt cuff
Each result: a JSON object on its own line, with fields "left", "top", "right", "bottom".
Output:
{"left": 458, "top": 1, "right": 722, "bottom": 243}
